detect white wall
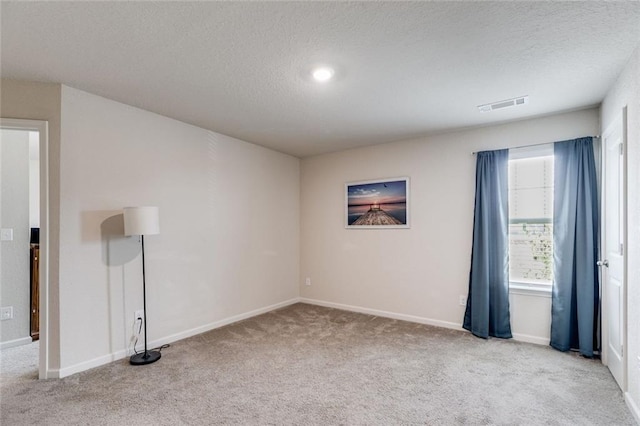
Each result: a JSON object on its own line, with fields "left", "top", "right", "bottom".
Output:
{"left": 0, "top": 129, "right": 31, "bottom": 345}
{"left": 602, "top": 46, "right": 640, "bottom": 421}
{"left": 57, "top": 86, "right": 300, "bottom": 373}
{"left": 300, "top": 108, "right": 599, "bottom": 344}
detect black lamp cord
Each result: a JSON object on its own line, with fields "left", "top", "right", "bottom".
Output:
{"left": 131, "top": 318, "right": 171, "bottom": 355}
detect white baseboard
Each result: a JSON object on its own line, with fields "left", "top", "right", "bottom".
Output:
{"left": 299, "top": 297, "right": 463, "bottom": 332}
{"left": 144, "top": 298, "right": 301, "bottom": 352}
{"left": 45, "top": 368, "right": 60, "bottom": 379}
{"left": 57, "top": 298, "right": 300, "bottom": 378}
{"left": 625, "top": 392, "right": 640, "bottom": 424}
{"left": 57, "top": 296, "right": 552, "bottom": 378}
{"left": 0, "top": 336, "right": 33, "bottom": 350}
{"left": 299, "top": 298, "right": 550, "bottom": 346}
{"left": 58, "top": 350, "right": 127, "bottom": 378}
{"left": 511, "top": 332, "right": 550, "bottom": 346}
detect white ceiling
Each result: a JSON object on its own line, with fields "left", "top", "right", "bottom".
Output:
{"left": 2, "top": 2, "right": 639, "bottom": 157}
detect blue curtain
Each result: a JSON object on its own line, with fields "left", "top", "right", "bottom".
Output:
{"left": 551, "top": 137, "right": 599, "bottom": 357}
{"left": 463, "top": 149, "right": 512, "bottom": 339}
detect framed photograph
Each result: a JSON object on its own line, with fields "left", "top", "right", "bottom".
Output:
{"left": 345, "top": 177, "right": 410, "bottom": 229}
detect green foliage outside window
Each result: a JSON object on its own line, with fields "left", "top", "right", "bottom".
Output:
{"left": 521, "top": 223, "right": 553, "bottom": 281}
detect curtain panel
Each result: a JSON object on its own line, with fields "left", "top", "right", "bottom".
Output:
{"left": 463, "top": 149, "right": 512, "bottom": 339}
{"left": 550, "top": 137, "right": 600, "bottom": 357}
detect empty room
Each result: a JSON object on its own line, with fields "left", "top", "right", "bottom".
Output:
{"left": 1, "top": 1, "right": 639, "bottom": 424}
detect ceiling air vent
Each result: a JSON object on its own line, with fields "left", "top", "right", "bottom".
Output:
{"left": 478, "top": 96, "right": 529, "bottom": 112}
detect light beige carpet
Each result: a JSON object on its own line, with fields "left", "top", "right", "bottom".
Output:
{"left": 0, "top": 340, "right": 39, "bottom": 386}
{"left": 0, "top": 303, "right": 634, "bottom": 425}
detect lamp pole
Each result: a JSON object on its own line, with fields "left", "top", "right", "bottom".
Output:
{"left": 130, "top": 233, "right": 161, "bottom": 365}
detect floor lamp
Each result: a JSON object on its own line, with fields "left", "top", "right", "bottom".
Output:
{"left": 123, "top": 206, "right": 161, "bottom": 365}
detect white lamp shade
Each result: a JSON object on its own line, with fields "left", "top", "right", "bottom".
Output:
{"left": 123, "top": 206, "right": 160, "bottom": 236}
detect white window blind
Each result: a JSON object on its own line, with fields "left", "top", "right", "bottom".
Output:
{"left": 508, "top": 153, "right": 554, "bottom": 285}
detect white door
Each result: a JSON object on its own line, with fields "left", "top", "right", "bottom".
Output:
{"left": 601, "top": 109, "right": 626, "bottom": 390}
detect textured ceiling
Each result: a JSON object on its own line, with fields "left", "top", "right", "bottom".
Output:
{"left": 2, "top": 2, "right": 639, "bottom": 157}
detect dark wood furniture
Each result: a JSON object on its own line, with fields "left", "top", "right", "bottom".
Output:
{"left": 30, "top": 244, "right": 39, "bottom": 341}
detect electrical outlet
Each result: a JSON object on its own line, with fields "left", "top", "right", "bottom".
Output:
{"left": 134, "top": 310, "right": 144, "bottom": 322}
{"left": 459, "top": 296, "right": 467, "bottom": 306}
{"left": 0, "top": 228, "right": 13, "bottom": 241}
{"left": 305, "top": 277, "right": 311, "bottom": 286}
{"left": 1, "top": 306, "right": 14, "bottom": 320}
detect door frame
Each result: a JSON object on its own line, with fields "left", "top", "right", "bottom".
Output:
{"left": 600, "top": 107, "right": 627, "bottom": 391}
{"left": 0, "top": 118, "right": 50, "bottom": 380}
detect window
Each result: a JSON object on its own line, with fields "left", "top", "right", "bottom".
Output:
{"left": 508, "top": 145, "right": 553, "bottom": 291}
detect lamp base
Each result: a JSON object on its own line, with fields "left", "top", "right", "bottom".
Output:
{"left": 130, "top": 350, "right": 161, "bottom": 365}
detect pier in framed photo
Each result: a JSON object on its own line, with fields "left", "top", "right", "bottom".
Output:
{"left": 345, "top": 177, "right": 409, "bottom": 228}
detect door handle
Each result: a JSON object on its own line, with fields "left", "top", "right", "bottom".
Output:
{"left": 597, "top": 260, "right": 609, "bottom": 268}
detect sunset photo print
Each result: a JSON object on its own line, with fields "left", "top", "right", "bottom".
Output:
{"left": 345, "top": 178, "right": 409, "bottom": 228}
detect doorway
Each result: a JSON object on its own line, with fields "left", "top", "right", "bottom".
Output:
{"left": 0, "top": 118, "right": 48, "bottom": 380}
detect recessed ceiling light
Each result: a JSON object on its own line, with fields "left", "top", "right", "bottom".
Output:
{"left": 312, "top": 67, "right": 334, "bottom": 82}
